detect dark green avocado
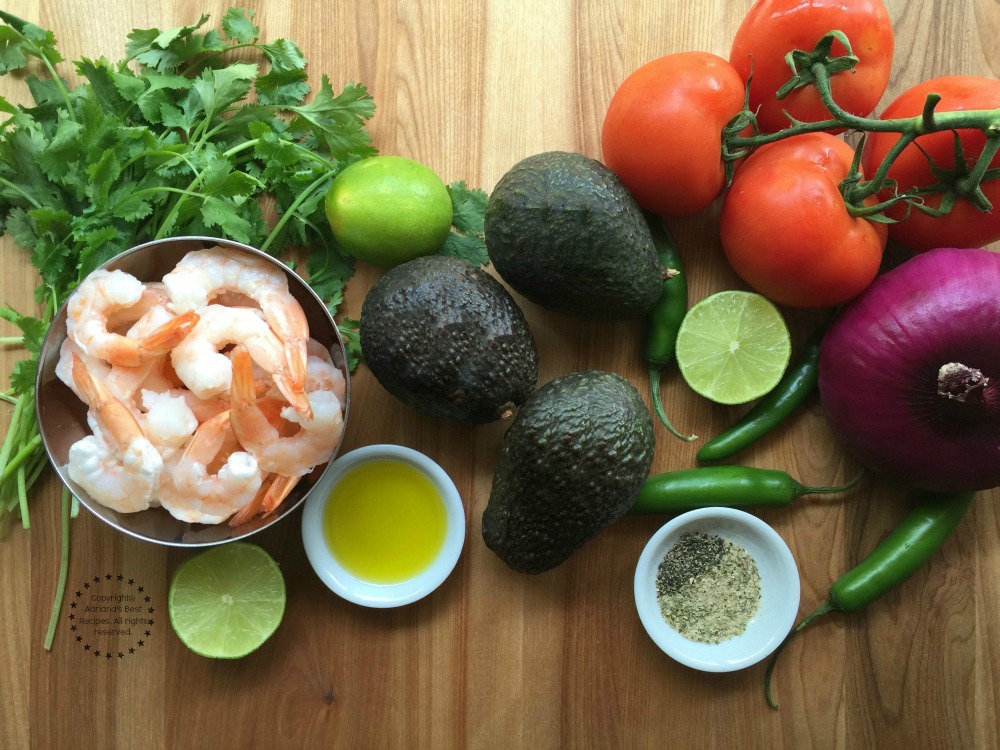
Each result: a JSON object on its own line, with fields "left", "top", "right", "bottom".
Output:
{"left": 484, "top": 151, "right": 665, "bottom": 320}
{"left": 482, "top": 370, "right": 655, "bottom": 573}
{"left": 360, "top": 255, "right": 539, "bottom": 423}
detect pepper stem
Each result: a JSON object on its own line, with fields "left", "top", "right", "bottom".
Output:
{"left": 764, "top": 600, "right": 837, "bottom": 709}
{"left": 649, "top": 367, "right": 697, "bottom": 442}
{"left": 796, "top": 466, "right": 868, "bottom": 498}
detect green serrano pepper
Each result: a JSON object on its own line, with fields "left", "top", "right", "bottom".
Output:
{"left": 629, "top": 465, "right": 864, "bottom": 514}
{"left": 643, "top": 212, "right": 696, "bottom": 442}
{"left": 764, "top": 489, "right": 976, "bottom": 709}
{"left": 696, "top": 318, "right": 827, "bottom": 462}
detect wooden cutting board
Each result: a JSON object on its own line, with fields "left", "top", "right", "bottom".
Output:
{"left": 2, "top": 1, "right": 998, "bottom": 747}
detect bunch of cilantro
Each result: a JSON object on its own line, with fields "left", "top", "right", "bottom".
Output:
{"left": 0, "top": 8, "right": 487, "bottom": 644}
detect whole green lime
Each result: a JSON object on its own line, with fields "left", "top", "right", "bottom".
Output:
{"left": 325, "top": 155, "right": 453, "bottom": 267}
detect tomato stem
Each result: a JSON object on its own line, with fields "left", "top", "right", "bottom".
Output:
{"left": 723, "top": 31, "right": 1000, "bottom": 221}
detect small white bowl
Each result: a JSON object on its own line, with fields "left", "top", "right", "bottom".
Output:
{"left": 634, "top": 507, "right": 800, "bottom": 672}
{"left": 301, "top": 444, "right": 465, "bottom": 607}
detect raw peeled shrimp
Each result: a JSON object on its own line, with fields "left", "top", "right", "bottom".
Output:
{"left": 65, "top": 354, "right": 162, "bottom": 514}
{"left": 66, "top": 269, "right": 198, "bottom": 367}
{"left": 158, "top": 411, "right": 264, "bottom": 525}
{"left": 169, "top": 304, "right": 311, "bottom": 416}
{"left": 229, "top": 344, "right": 343, "bottom": 478}
{"left": 162, "top": 247, "right": 310, "bottom": 396}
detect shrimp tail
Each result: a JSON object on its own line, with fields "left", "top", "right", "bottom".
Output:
{"left": 180, "top": 409, "right": 231, "bottom": 464}
{"left": 228, "top": 475, "right": 271, "bottom": 527}
{"left": 71, "top": 353, "right": 145, "bottom": 449}
{"left": 228, "top": 473, "right": 299, "bottom": 526}
{"left": 139, "top": 310, "right": 200, "bottom": 354}
{"left": 229, "top": 344, "right": 258, "bottom": 412}
{"left": 273, "top": 371, "right": 313, "bottom": 421}
{"left": 261, "top": 474, "right": 302, "bottom": 516}
{"left": 284, "top": 339, "right": 309, "bottom": 393}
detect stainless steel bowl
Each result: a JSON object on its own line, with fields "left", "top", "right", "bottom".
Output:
{"left": 35, "top": 236, "right": 352, "bottom": 546}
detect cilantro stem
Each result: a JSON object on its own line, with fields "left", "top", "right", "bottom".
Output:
{"left": 112, "top": 185, "right": 206, "bottom": 217}
{"left": 16, "top": 455, "right": 28, "bottom": 530}
{"left": 0, "top": 177, "right": 43, "bottom": 209}
{"left": 177, "top": 42, "right": 259, "bottom": 79}
{"left": 43, "top": 485, "right": 71, "bottom": 651}
{"left": 259, "top": 170, "right": 336, "bottom": 254}
{"left": 1, "top": 433, "right": 42, "bottom": 487}
{"left": 0, "top": 337, "right": 23, "bottom": 345}
{"left": 223, "top": 136, "right": 333, "bottom": 168}
{"left": 0, "top": 394, "right": 27, "bottom": 486}
{"left": 32, "top": 44, "right": 77, "bottom": 124}
{"left": 117, "top": 149, "right": 202, "bottom": 178}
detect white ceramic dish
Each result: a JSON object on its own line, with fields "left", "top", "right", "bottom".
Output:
{"left": 301, "top": 444, "right": 465, "bottom": 608}
{"left": 634, "top": 507, "right": 800, "bottom": 672}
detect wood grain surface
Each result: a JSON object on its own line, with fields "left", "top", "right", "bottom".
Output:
{"left": 1, "top": 1, "right": 999, "bottom": 748}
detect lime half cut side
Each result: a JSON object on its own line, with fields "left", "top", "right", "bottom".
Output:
{"left": 675, "top": 290, "right": 791, "bottom": 405}
{"left": 169, "top": 542, "right": 286, "bottom": 659}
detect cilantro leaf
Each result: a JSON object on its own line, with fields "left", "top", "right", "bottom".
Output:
{"left": 438, "top": 182, "right": 489, "bottom": 266}
{"left": 200, "top": 156, "right": 261, "bottom": 201}
{"left": 125, "top": 15, "right": 225, "bottom": 74}
{"left": 0, "top": 304, "right": 47, "bottom": 353}
{"left": 222, "top": 8, "right": 259, "bottom": 44}
{"left": 192, "top": 62, "right": 257, "bottom": 121}
{"left": 0, "top": 11, "right": 62, "bottom": 70}
{"left": 8, "top": 357, "right": 37, "bottom": 395}
{"left": 287, "top": 78, "right": 376, "bottom": 161}
{"left": 337, "top": 318, "right": 362, "bottom": 371}
{"left": 306, "top": 238, "right": 355, "bottom": 317}
{"left": 4, "top": 207, "right": 39, "bottom": 247}
{"left": 439, "top": 231, "right": 489, "bottom": 267}
{"left": 134, "top": 72, "right": 193, "bottom": 124}
{"left": 75, "top": 57, "right": 131, "bottom": 116}
{"left": 199, "top": 195, "right": 253, "bottom": 243}
{"left": 255, "top": 39, "right": 309, "bottom": 106}
{"left": 0, "top": 27, "right": 31, "bottom": 73}
{"left": 37, "top": 113, "right": 83, "bottom": 182}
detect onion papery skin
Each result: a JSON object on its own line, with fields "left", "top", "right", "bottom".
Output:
{"left": 818, "top": 247, "right": 1000, "bottom": 493}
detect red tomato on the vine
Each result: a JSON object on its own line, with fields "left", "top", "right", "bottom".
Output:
{"left": 861, "top": 76, "right": 1000, "bottom": 252}
{"left": 730, "top": 0, "right": 894, "bottom": 133}
{"left": 601, "top": 52, "right": 746, "bottom": 217}
{"left": 720, "top": 133, "right": 888, "bottom": 309}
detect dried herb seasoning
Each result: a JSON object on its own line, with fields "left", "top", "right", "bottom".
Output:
{"left": 656, "top": 531, "right": 762, "bottom": 644}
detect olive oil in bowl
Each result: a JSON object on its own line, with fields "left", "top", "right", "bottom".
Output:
{"left": 301, "top": 444, "right": 466, "bottom": 608}
{"left": 323, "top": 459, "right": 447, "bottom": 584}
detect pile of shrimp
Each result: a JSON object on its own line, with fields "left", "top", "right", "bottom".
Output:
{"left": 56, "top": 246, "right": 346, "bottom": 526}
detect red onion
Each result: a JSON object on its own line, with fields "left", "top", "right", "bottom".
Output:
{"left": 818, "top": 247, "right": 1000, "bottom": 492}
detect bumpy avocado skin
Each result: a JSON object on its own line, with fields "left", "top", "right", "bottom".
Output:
{"left": 484, "top": 151, "right": 664, "bottom": 320}
{"left": 360, "top": 255, "right": 539, "bottom": 423}
{"left": 482, "top": 370, "right": 655, "bottom": 573}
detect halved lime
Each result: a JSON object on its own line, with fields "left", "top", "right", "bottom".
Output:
{"left": 675, "top": 290, "right": 791, "bottom": 405}
{"left": 168, "top": 542, "right": 286, "bottom": 659}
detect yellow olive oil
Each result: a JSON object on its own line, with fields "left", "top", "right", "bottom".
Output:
{"left": 323, "top": 459, "right": 447, "bottom": 584}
